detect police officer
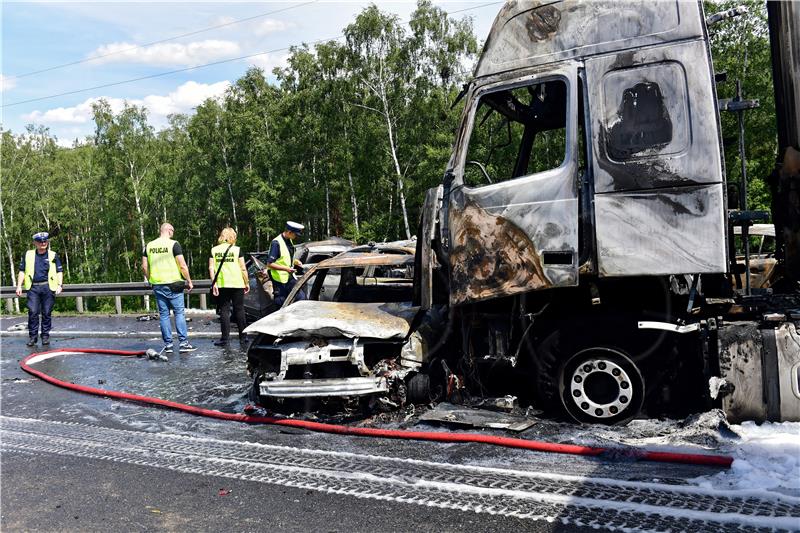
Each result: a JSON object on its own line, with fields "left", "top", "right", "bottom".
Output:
{"left": 208, "top": 227, "right": 250, "bottom": 347}
{"left": 16, "top": 231, "right": 63, "bottom": 346}
{"left": 142, "top": 223, "right": 195, "bottom": 353}
{"left": 264, "top": 221, "right": 306, "bottom": 307}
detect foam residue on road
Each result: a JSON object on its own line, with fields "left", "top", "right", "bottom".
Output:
{"left": 694, "top": 420, "right": 800, "bottom": 497}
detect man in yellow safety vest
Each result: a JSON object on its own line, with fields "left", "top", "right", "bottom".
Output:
{"left": 142, "top": 222, "right": 195, "bottom": 354}
{"left": 15, "top": 231, "right": 63, "bottom": 347}
{"left": 263, "top": 221, "right": 306, "bottom": 307}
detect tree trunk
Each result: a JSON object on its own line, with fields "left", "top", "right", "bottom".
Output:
{"left": 82, "top": 232, "right": 90, "bottom": 279}
{"left": 374, "top": 55, "right": 411, "bottom": 240}
{"left": 130, "top": 162, "right": 146, "bottom": 254}
{"left": 347, "top": 170, "right": 360, "bottom": 237}
{"left": 219, "top": 130, "right": 238, "bottom": 232}
{"left": 385, "top": 180, "right": 394, "bottom": 242}
{"left": 0, "top": 200, "right": 17, "bottom": 286}
{"left": 325, "top": 181, "right": 331, "bottom": 237}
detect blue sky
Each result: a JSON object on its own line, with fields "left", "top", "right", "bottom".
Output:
{"left": 1, "top": 1, "right": 499, "bottom": 146}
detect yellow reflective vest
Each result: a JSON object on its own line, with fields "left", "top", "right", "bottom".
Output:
{"left": 210, "top": 243, "right": 244, "bottom": 289}
{"left": 270, "top": 234, "right": 292, "bottom": 284}
{"left": 145, "top": 237, "right": 181, "bottom": 284}
{"left": 23, "top": 250, "right": 59, "bottom": 291}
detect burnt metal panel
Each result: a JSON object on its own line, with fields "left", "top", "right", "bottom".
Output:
{"left": 719, "top": 322, "right": 800, "bottom": 424}
{"left": 775, "top": 322, "right": 800, "bottom": 422}
{"left": 595, "top": 184, "right": 726, "bottom": 276}
{"left": 587, "top": 38, "right": 727, "bottom": 276}
{"left": 418, "top": 186, "right": 442, "bottom": 310}
{"left": 586, "top": 40, "right": 724, "bottom": 193}
{"left": 718, "top": 322, "right": 768, "bottom": 424}
{"left": 447, "top": 168, "right": 579, "bottom": 304}
{"left": 447, "top": 65, "right": 579, "bottom": 305}
{"left": 475, "top": 0, "right": 703, "bottom": 79}
{"left": 243, "top": 300, "right": 418, "bottom": 339}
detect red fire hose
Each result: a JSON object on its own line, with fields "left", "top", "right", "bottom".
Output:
{"left": 20, "top": 348, "right": 734, "bottom": 468}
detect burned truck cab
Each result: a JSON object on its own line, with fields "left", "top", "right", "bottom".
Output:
{"left": 418, "top": 1, "right": 799, "bottom": 424}
{"left": 437, "top": 0, "right": 726, "bottom": 301}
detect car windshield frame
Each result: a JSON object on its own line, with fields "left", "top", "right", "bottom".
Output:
{"left": 283, "top": 253, "right": 415, "bottom": 307}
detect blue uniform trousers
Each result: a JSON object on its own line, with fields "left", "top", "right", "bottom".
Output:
{"left": 27, "top": 284, "right": 55, "bottom": 338}
{"left": 272, "top": 277, "right": 306, "bottom": 307}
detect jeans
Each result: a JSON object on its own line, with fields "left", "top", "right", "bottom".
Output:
{"left": 152, "top": 284, "right": 188, "bottom": 345}
{"left": 27, "top": 284, "right": 55, "bottom": 338}
{"left": 272, "top": 277, "right": 306, "bottom": 308}
{"left": 217, "top": 287, "right": 245, "bottom": 341}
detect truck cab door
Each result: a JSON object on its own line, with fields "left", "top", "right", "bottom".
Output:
{"left": 585, "top": 41, "right": 727, "bottom": 276}
{"left": 444, "top": 63, "right": 580, "bottom": 305}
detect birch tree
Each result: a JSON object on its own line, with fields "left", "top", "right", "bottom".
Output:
{"left": 92, "top": 100, "right": 157, "bottom": 257}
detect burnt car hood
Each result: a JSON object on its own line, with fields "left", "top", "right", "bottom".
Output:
{"left": 243, "top": 300, "right": 419, "bottom": 339}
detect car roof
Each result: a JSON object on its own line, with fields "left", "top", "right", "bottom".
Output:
{"left": 313, "top": 252, "right": 415, "bottom": 269}
{"left": 248, "top": 237, "right": 355, "bottom": 257}
{"left": 347, "top": 244, "right": 415, "bottom": 255}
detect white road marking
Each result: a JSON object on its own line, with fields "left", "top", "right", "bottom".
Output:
{"left": 2, "top": 415, "right": 797, "bottom": 532}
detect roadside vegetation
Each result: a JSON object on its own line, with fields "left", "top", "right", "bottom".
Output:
{"left": 1, "top": 0, "right": 776, "bottom": 311}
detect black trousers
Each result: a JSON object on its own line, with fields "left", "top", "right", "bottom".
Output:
{"left": 217, "top": 287, "right": 245, "bottom": 341}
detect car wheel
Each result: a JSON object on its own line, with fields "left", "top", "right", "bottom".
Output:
{"left": 406, "top": 372, "right": 433, "bottom": 405}
{"left": 558, "top": 347, "right": 644, "bottom": 425}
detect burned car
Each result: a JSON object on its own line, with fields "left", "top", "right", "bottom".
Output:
{"left": 243, "top": 246, "right": 438, "bottom": 409}
{"left": 243, "top": 237, "right": 355, "bottom": 322}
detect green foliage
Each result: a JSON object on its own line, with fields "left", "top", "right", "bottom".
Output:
{"left": 1, "top": 1, "right": 474, "bottom": 285}
{"left": 706, "top": 0, "right": 777, "bottom": 212}
{"left": 0, "top": 1, "right": 781, "bottom": 293}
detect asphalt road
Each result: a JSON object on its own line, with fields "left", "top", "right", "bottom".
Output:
{"left": 1, "top": 315, "right": 795, "bottom": 532}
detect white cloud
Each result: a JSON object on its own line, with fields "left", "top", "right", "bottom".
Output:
{"left": 54, "top": 127, "right": 92, "bottom": 148}
{"left": 213, "top": 15, "right": 237, "bottom": 26}
{"left": 87, "top": 40, "right": 240, "bottom": 66}
{"left": 247, "top": 51, "right": 290, "bottom": 74}
{"left": 0, "top": 74, "right": 17, "bottom": 92}
{"left": 253, "top": 18, "right": 295, "bottom": 36}
{"left": 141, "top": 80, "right": 231, "bottom": 118}
{"left": 23, "top": 100, "right": 98, "bottom": 124}
{"left": 22, "top": 80, "right": 231, "bottom": 128}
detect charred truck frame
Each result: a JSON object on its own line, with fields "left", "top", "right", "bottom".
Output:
{"left": 416, "top": 0, "right": 800, "bottom": 424}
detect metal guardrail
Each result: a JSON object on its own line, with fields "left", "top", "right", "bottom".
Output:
{"left": 1, "top": 280, "right": 213, "bottom": 313}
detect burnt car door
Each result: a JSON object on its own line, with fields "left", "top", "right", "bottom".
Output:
{"left": 445, "top": 63, "right": 580, "bottom": 305}
{"left": 585, "top": 40, "right": 727, "bottom": 276}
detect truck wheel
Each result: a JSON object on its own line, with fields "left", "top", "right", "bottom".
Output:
{"left": 558, "top": 347, "right": 644, "bottom": 425}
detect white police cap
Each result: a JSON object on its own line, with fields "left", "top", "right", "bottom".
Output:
{"left": 32, "top": 231, "right": 50, "bottom": 242}
{"left": 286, "top": 221, "right": 304, "bottom": 235}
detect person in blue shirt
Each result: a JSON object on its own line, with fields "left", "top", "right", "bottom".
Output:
{"left": 16, "top": 232, "right": 64, "bottom": 346}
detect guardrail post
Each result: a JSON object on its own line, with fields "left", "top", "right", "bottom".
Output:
{"left": 144, "top": 294, "right": 150, "bottom": 312}
{"left": 5, "top": 298, "right": 12, "bottom": 313}
{"left": 115, "top": 296, "right": 122, "bottom": 314}
{"left": 76, "top": 296, "right": 84, "bottom": 313}
{"left": 200, "top": 293, "right": 207, "bottom": 310}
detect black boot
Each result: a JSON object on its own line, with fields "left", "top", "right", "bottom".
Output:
{"left": 26, "top": 337, "right": 37, "bottom": 347}
{"left": 41, "top": 335, "right": 50, "bottom": 346}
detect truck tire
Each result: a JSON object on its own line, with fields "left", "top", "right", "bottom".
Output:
{"left": 558, "top": 347, "right": 645, "bottom": 425}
